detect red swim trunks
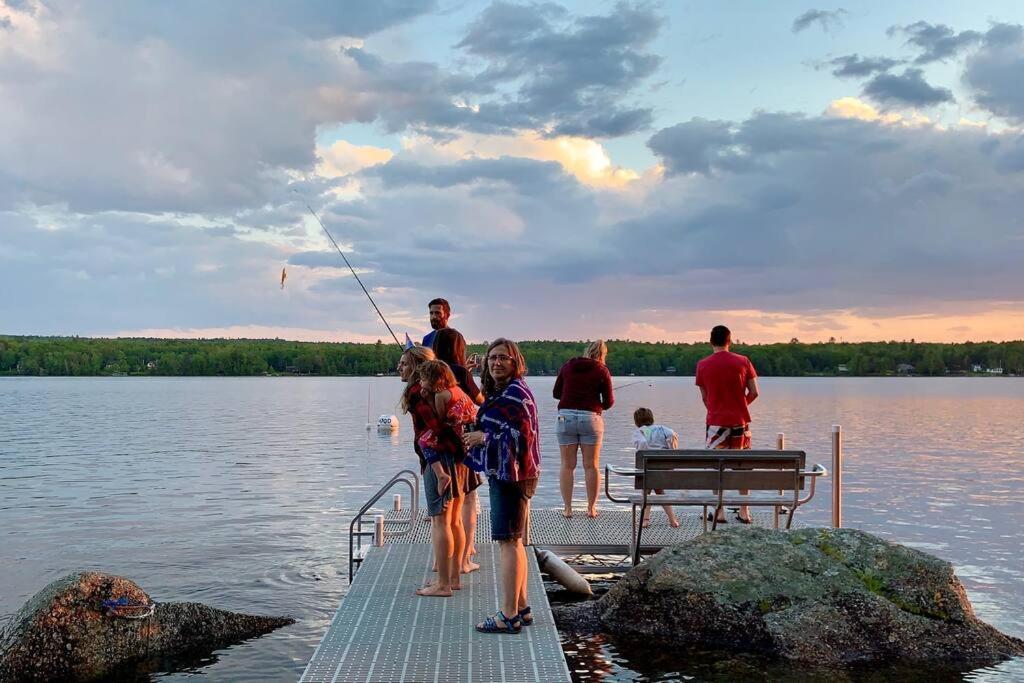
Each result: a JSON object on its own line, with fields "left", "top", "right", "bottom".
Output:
{"left": 705, "top": 425, "right": 751, "bottom": 450}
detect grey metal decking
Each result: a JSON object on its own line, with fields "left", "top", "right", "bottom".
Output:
{"left": 300, "top": 543, "right": 571, "bottom": 683}
{"left": 387, "top": 506, "right": 788, "bottom": 553}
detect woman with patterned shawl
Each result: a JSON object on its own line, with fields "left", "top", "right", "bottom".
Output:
{"left": 461, "top": 338, "right": 540, "bottom": 634}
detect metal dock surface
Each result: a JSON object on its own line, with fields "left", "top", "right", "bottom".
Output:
{"left": 387, "top": 506, "right": 786, "bottom": 553}
{"left": 300, "top": 543, "right": 571, "bottom": 683}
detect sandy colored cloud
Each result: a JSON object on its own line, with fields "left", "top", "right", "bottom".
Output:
{"left": 401, "top": 131, "right": 642, "bottom": 188}
{"left": 316, "top": 140, "right": 393, "bottom": 178}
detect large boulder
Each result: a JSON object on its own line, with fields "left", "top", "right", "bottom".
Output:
{"left": 0, "top": 572, "right": 294, "bottom": 682}
{"left": 556, "top": 527, "right": 1024, "bottom": 668}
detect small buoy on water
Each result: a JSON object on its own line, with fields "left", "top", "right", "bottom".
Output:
{"left": 376, "top": 414, "right": 399, "bottom": 432}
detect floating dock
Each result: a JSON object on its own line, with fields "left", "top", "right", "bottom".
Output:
{"left": 300, "top": 542, "right": 571, "bottom": 683}
{"left": 302, "top": 507, "right": 792, "bottom": 682}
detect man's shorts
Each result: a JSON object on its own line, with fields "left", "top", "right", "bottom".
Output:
{"left": 555, "top": 408, "right": 604, "bottom": 447}
{"left": 422, "top": 450, "right": 459, "bottom": 517}
{"left": 706, "top": 425, "right": 752, "bottom": 450}
{"left": 488, "top": 476, "right": 537, "bottom": 541}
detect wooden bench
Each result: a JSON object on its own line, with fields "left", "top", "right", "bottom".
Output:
{"left": 605, "top": 449, "right": 827, "bottom": 564}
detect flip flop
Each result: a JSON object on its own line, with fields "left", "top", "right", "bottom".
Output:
{"left": 706, "top": 512, "right": 727, "bottom": 524}
{"left": 735, "top": 513, "right": 753, "bottom": 524}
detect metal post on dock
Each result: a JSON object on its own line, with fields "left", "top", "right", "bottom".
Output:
{"left": 832, "top": 425, "right": 843, "bottom": 528}
{"left": 776, "top": 432, "right": 785, "bottom": 450}
{"left": 374, "top": 514, "right": 385, "bottom": 546}
{"left": 393, "top": 493, "right": 402, "bottom": 512}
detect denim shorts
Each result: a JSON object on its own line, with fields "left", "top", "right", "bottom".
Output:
{"left": 488, "top": 476, "right": 537, "bottom": 541}
{"left": 423, "top": 451, "right": 458, "bottom": 517}
{"left": 555, "top": 408, "right": 604, "bottom": 446}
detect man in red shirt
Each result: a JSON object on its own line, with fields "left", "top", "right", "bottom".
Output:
{"left": 695, "top": 325, "right": 759, "bottom": 524}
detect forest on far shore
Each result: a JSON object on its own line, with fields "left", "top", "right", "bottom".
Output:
{"left": 1, "top": 335, "right": 1021, "bottom": 378}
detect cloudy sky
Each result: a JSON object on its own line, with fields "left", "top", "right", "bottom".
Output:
{"left": 2, "top": 1, "right": 1023, "bottom": 343}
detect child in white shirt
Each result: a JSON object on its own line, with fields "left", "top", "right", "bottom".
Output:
{"left": 632, "top": 407, "right": 681, "bottom": 528}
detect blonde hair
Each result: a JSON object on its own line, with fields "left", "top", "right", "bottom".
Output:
{"left": 417, "top": 360, "right": 457, "bottom": 393}
{"left": 401, "top": 345, "right": 436, "bottom": 412}
{"left": 585, "top": 340, "right": 607, "bottom": 362}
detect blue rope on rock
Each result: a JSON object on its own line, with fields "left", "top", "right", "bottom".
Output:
{"left": 101, "top": 597, "right": 155, "bottom": 619}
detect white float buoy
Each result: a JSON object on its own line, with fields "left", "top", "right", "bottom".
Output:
{"left": 376, "top": 414, "right": 399, "bottom": 432}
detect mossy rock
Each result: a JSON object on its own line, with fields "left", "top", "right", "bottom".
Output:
{"left": 560, "top": 527, "right": 1023, "bottom": 668}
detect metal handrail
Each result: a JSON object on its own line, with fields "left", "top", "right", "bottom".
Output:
{"left": 348, "top": 468, "right": 420, "bottom": 580}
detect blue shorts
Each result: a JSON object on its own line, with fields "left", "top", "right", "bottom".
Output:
{"left": 556, "top": 408, "right": 604, "bottom": 447}
{"left": 488, "top": 476, "right": 537, "bottom": 541}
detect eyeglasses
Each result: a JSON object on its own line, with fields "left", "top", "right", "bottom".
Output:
{"left": 487, "top": 354, "right": 513, "bottom": 364}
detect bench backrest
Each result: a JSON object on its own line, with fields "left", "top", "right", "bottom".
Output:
{"left": 634, "top": 449, "right": 807, "bottom": 492}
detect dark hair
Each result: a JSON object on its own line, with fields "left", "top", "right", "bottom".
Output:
{"left": 710, "top": 325, "right": 731, "bottom": 347}
{"left": 417, "top": 360, "right": 457, "bottom": 393}
{"left": 433, "top": 327, "right": 466, "bottom": 366}
{"left": 633, "top": 407, "right": 654, "bottom": 427}
{"left": 480, "top": 338, "right": 527, "bottom": 397}
{"left": 428, "top": 298, "right": 450, "bottom": 316}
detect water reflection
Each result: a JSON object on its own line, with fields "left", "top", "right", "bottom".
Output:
{"left": 559, "top": 632, "right": 1017, "bottom": 683}
{"left": 1, "top": 376, "right": 1022, "bottom": 680}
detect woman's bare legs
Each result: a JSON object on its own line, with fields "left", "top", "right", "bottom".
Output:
{"left": 498, "top": 538, "right": 527, "bottom": 618}
{"left": 581, "top": 441, "right": 602, "bottom": 517}
{"left": 559, "top": 444, "right": 579, "bottom": 517}
{"left": 449, "top": 493, "right": 465, "bottom": 589}
{"left": 417, "top": 508, "right": 454, "bottom": 597}
{"left": 515, "top": 539, "right": 528, "bottom": 614}
{"left": 461, "top": 488, "right": 480, "bottom": 572}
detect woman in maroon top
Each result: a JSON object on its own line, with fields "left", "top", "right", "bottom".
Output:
{"left": 399, "top": 344, "right": 473, "bottom": 595}
{"left": 553, "top": 340, "right": 614, "bottom": 518}
{"left": 433, "top": 327, "right": 484, "bottom": 574}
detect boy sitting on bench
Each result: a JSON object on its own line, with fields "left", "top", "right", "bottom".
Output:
{"left": 631, "top": 407, "right": 681, "bottom": 528}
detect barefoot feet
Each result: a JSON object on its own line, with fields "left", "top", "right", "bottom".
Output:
{"left": 416, "top": 583, "right": 453, "bottom": 597}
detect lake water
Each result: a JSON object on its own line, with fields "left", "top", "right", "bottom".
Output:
{"left": 1, "top": 376, "right": 1022, "bottom": 681}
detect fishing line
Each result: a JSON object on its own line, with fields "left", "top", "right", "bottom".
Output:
{"left": 298, "top": 196, "right": 403, "bottom": 349}
{"left": 613, "top": 380, "right": 653, "bottom": 391}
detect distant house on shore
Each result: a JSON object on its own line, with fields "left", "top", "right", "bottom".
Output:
{"left": 971, "top": 364, "right": 984, "bottom": 373}
{"left": 665, "top": 366, "right": 677, "bottom": 374}
{"left": 146, "top": 360, "right": 158, "bottom": 370}
{"left": 987, "top": 367, "right": 1004, "bottom": 375}
{"left": 837, "top": 364, "right": 849, "bottom": 374}
{"left": 285, "top": 365, "right": 299, "bottom": 374}
{"left": 897, "top": 363, "right": 914, "bottom": 376}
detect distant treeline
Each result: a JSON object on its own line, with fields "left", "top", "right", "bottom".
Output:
{"left": 1, "top": 335, "right": 1022, "bottom": 378}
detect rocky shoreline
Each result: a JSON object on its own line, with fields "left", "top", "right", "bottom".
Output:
{"left": 553, "top": 527, "right": 1024, "bottom": 671}
{"left": 0, "top": 572, "right": 293, "bottom": 682}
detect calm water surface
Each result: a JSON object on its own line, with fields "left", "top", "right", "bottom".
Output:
{"left": 1, "top": 377, "right": 1022, "bottom": 681}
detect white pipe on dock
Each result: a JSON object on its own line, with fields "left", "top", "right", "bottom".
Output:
{"left": 393, "top": 493, "right": 402, "bottom": 512}
{"left": 535, "top": 548, "right": 592, "bottom": 595}
{"left": 374, "top": 514, "right": 385, "bottom": 546}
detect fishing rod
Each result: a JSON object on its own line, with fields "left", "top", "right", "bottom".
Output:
{"left": 613, "top": 380, "right": 653, "bottom": 391}
{"left": 300, "top": 200, "right": 404, "bottom": 350}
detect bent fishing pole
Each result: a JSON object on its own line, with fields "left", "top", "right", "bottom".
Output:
{"left": 300, "top": 200, "right": 404, "bottom": 350}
